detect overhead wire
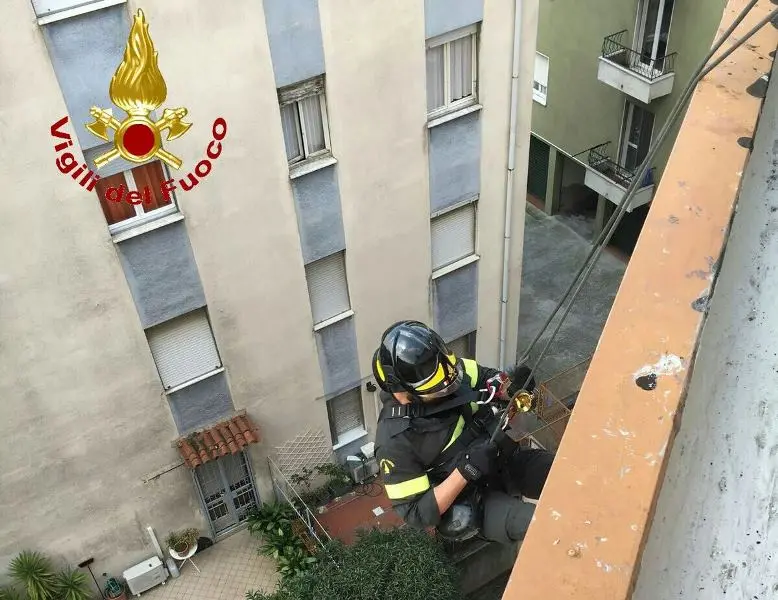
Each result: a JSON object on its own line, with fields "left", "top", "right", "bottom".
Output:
{"left": 514, "top": 0, "right": 775, "bottom": 396}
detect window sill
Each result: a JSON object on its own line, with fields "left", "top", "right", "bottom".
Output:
{"left": 427, "top": 103, "right": 482, "bottom": 129}
{"left": 432, "top": 254, "right": 480, "bottom": 280}
{"left": 112, "top": 212, "right": 185, "bottom": 244}
{"left": 532, "top": 93, "right": 548, "bottom": 106}
{"left": 313, "top": 309, "right": 354, "bottom": 332}
{"left": 289, "top": 154, "right": 338, "bottom": 180}
{"left": 164, "top": 367, "right": 225, "bottom": 395}
{"left": 37, "top": 0, "right": 125, "bottom": 25}
{"left": 332, "top": 428, "right": 368, "bottom": 451}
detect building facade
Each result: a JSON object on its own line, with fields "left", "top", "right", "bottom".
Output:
{"left": 0, "top": 0, "right": 537, "bottom": 578}
{"left": 527, "top": 0, "right": 727, "bottom": 253}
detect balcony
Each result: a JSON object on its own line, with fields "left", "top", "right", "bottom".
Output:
{"left": 597, "top": 30, "right": 677, "bottom": 103}
{"left": 580, "top": 142, "right": 655, "bottom": 210}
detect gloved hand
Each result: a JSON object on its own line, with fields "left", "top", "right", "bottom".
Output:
{"left": 485, "top": 372, "right": 510, "bottom": 401}
{"left": 457, "top": 441, "right": 498, "bottom": 482}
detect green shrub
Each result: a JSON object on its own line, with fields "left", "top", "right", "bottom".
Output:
{"left": 246, "top": 503, "right": 296, "bottom": 539}
{"left": 8, "top": 551, "right": 57, "bottom": 600}
{"left": 247, "top": 528, "right": 463, "bottom": 600}
{"left": 53, "top": 569, "right": 92, "bottom": 600}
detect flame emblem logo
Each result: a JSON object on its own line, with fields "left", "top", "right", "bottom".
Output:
{"left": 86, "top": 9, "right": 192, "bottom": 170}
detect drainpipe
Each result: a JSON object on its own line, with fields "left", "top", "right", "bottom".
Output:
{"left": 499, "top": 0, "right": 524, "bottom": 370}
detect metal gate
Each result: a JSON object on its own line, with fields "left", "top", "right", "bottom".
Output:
{"left": 527, "top": 135, "right": 550, "bottom": 201}
{"left": 193, "top": 451, "right": 259, "bottom": 537}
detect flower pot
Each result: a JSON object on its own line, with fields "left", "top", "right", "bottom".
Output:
{"left": 173, "top": 542, "right": 190, "bottom": 555}
{"left": 106, "top": 591, "right": 127, "bottom": 600}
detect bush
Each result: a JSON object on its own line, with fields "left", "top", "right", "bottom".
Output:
{"left": 4, "top": 551, "right": 92, "bottom": 600}
{"left": 246, "top": 528, "right": 463, "bottom": 600}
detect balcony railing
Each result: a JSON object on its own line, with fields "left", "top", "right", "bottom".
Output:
{"left": 602, "top": 30, "right": 677, "bottom": 80}
{"left": 581, "top": 141, "right": 655, "bottom": 189}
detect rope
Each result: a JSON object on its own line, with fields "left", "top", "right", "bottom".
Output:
{"left": 516, "top": 0, "right": 774, "bottom": 395}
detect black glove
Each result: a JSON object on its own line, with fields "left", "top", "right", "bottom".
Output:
{"left": 457, "top": 441, "right": 498, "bottom": 483}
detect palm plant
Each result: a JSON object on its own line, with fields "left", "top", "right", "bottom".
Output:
{"left": 53, "top": 569, "right": 92, "bottom": 600}
{"left": 0, "top": 586, "right": 24, "bottom": 600}
{"left": 8, "top": 551, "right": 57, "bottom": 600}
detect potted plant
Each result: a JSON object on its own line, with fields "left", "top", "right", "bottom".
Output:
{"left": 166, "top": 527, "right": 200, "bottom": 555}
{"left": 53, "top": 568, "right": 92, "bottom": 600}
{"left": 104, "top": 577, "right": 127, "bottom": 600}
{"left": 8, "top": 550, "right": 57, "bottom": 600}
{"left": 316, "top": 462, "right": 353, "bottom": 498}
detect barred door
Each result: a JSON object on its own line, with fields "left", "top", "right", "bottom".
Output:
{"left": 194, "top": 451, "right": 259, "bottom": 536}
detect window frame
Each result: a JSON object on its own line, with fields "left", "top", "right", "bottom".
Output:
{"left": 533, "top": 52, "right": 550, "bottom": 106}
{"left": 304, "top": 251, "right": 352, "bottom": 328}
{"left": 618, "top": 101, "right": 655, "bottom": 172}
{"left": 430, "top": 197, "right": 479, "bottom": 274}
{"left": 326, "top": 387, "right": 367, "bottom": 448}
{"left": 278, "top": 76, "right": 333, "bottom": 169}
{"left": 426, "top": 24, "right": 479, "bottom": 120}
{"left": 98, "top": 161, "right": 178, "bottom": 236}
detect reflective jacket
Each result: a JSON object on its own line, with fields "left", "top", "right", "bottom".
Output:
{"left": 374, "top": 358, "right": 500, "bottom": 529}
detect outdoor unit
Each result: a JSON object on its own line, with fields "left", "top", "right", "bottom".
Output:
{"left": 122, "top": 556, "right": 167, "bottom": 597}
{"left": 346, "top": 454, "right": 379, "bottom": 484}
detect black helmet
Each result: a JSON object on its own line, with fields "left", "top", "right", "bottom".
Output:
{"left": 372, "top": 321, "right": 463, "bottom": 401}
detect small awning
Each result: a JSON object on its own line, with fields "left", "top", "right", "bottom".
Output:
{"left": 176, "top": 414, "right": 260, "bottom": 468}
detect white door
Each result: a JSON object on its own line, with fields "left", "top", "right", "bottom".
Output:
{"left": 619, "top": 102, "right": 655, "bottom": 173}
{"left": 636, "top": 0, "right": 675, "bottom": 73}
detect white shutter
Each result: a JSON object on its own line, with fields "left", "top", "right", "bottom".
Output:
{"left": 33, "top": 0, "right": 125, "bottom": 22}
{"left": 330, "top": 388, "right": 364, "bottom": 440}
{"left": 533, "top": 53, "right": 549, "bottom": 104}
{"left": 431, "top": 203, "right": 476, "bottom": 270}
{"left": 147, "top": 310, "right": 221, "bottom": 389}
{"left": 305, "top": 252, "right": 350, "bottom": 324}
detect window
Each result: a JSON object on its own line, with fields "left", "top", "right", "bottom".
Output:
{"left": 448, "top": 332, "right": 476, "bottom": 359}
{"left": 92, "top": 158, "right": 176, "bottom": 232}
{"left": 305, "top": 252, "right": 351, "bottom": 326}
{"left": 619, "top": 102, "right": 655, "bottom": 172}
{"left": 327, "top": 388, "right": 366, "bottom": 446}
{"left": 426, "top": 25, "right": 478, "bottom": 118}
{"left": 278, "top": 76, "right": 332, "bottom": 167}
{"left": 636, "top": 0, "right": 675, "bottom": 72}
{"left": 431, "top": 201, "right": 477, "bottom": 271}
{"left": 533, "top": 53, "right": 549, "bottom": 106}
{"left": 146, "top": 309, "right": 222, "bottom": 391}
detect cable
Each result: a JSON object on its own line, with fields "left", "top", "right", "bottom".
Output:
{"left": 515, "top": 1, "right": 774, "bottom": 394}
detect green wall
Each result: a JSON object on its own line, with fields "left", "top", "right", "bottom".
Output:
{"left": 532, "top": 0, "right": 727, "bottom": 181}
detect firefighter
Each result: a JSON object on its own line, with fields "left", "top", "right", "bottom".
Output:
{"left": 372, "top": 320, "right": 555, "bottom": 544}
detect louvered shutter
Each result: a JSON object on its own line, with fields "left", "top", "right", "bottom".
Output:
{"left": 305, "top": 252, "right": 350, "bottom": 324}
{"left": 330, "top": 388, "right": 364, "bottom": 441}
{"left": 448, "top": 335, "right": 469, "bottom": 359}
{"left": 147, "top": 310, "right": 221, "bottom": 389}
{"left": 431, "top": 204, "right": 476, "bottom": 270}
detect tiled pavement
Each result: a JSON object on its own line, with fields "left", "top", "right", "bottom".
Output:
{"left": 140, "top": 530, "right": 278, "bottom": 600}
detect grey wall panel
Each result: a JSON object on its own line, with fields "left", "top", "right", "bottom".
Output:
{"left": 433, "top": 262, "right": 478, "bottom": 342}
{"left": 42, "top": 6, "right": 130, "bottom": 150}
{"left": 263, "top": 0, "right": 326, "bottom": 88}
{"left": 291, "top": 165, "right": 346, "bottom": 264}
{"left": 314, "top": 317, "right": 361, "bottom": 398}
{"left": 167, "top": 371, "right": 234, "bottom": 434}
{"left": 424, "top": 0, "right": 483, "bottom": 39}
{"left": 115, "top": 222, "right": 207, "bottom": 328}
{"left": 429, "top": 112, "right": 482, "bottom": 213}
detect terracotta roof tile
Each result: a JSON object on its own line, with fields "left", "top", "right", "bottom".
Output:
{"left": 176, "top": 414, "right": 261, "bottom": 468}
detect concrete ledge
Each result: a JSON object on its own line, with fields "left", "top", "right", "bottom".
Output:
{"left": 503, "top": 1, "right": 778, "bottom": 598}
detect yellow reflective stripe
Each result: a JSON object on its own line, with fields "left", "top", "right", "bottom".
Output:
{"left": 462, "top": 358, "right": 479, "bottom": 388}
{"left": 470, "top": 402, "right": 478, "bottom": 413}
{"left": 442, "top": 416, "right": 465, "bottom": 452}
{"left": 384, "top": 474, "right": 431, "bottom": 499}
{"left": 415, "top": 363, "right": 446, "bottom": 391}
{"left": 374, "top": 359, "right": 386, "bottom": 382}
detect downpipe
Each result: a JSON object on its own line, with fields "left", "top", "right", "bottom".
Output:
{"left": 498, "top": 0, "right": 523, "bottom": 370}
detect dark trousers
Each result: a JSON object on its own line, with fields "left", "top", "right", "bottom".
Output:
{"left": 481, "top": 448, "right": 555, "bottom": 544}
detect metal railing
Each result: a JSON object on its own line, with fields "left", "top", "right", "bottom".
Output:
{"left": 578, "top": 142, "right": 655, "bottom": 189}
{"left": 268, "top": 457, "right": 333, "bottom": 551}
{"left": 601, "top": 30, "right": 677, "bottom": 80}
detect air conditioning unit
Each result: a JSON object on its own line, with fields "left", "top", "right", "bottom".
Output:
{"left": 347, "top": 454, "right": 380, "bottom": 484}
{"left": 123, "top": 555, "right": 167, "bottom": 597}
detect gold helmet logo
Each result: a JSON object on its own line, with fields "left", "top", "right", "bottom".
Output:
{"left": 85, "top": 9, "right": 192, "bottom": 170}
